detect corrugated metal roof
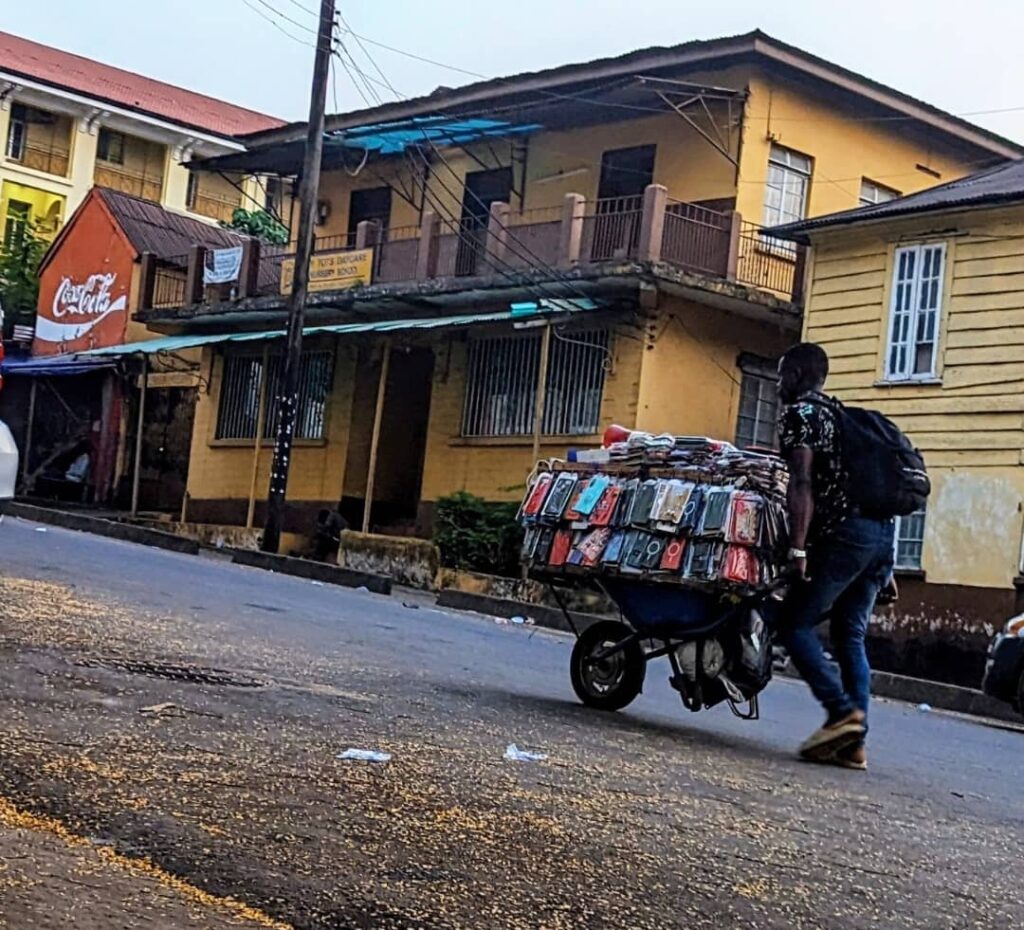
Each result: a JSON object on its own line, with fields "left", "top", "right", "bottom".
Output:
{"left": 97, "top": 188, "right": 245, "bottom": 261}
{"left": 0, "top": 30, "right": 283, "bottom": 138}
{"left": 245, "top": 31, "right": 1023, "bottom": 162}
{"left": 768, "top": 157, "right": 1024, "bottom": 242}
{"left": 78, "top": 308, "right": 590, "bottom": 357}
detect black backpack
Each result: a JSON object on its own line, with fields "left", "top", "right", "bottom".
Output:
{"left": 807, "top": 396, "right": 930, "bottom": 518}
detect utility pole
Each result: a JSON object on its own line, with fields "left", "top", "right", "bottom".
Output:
{"left": 262, "top": 0, "right": 336, "bottom": 553}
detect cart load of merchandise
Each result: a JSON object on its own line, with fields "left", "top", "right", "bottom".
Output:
{"left": 518, "top": 427, "right": 790, "bottom": 592}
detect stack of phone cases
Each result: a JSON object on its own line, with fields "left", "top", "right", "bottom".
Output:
{"left": 519, "top": 462, "right": 789, "bottom": 593}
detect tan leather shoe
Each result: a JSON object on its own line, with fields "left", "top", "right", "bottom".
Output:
{"left": 799, "top": 709, "right": 866, "bottom": 760}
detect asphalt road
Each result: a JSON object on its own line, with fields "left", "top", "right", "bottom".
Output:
{"left": 0, "top": 517, "right": 1021, "bottom": 930}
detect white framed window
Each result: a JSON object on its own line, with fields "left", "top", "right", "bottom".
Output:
{"left": 461, "top": 329, "right": 609, "bottom": 437}
{"left": 5, "top": 104, "right": 27, "bottom": 161}
{"left": 886, "top": 243, "right": 946, "bottom": 381}
{"left": 894, "top": 509, "right": 926, "bottom": 571}
{"left": 735, "top": 355, "right": 780, "bottom": 450}
{"left": 763, "top": 145, "right": 812, "bottom": 228}
{"left": 860, "top": 179, "right": 900, "bottom": 206}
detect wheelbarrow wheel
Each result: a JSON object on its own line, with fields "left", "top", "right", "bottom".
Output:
{"left": 570, "top": 621, "right": 645, "bottom": 712}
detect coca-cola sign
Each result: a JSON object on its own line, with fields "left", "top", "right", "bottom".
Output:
{"left": 53, "top": 273, "right": 122, "bottom": 318}
{"left": 36, "top": 271, "right": 128, "bottom": 347}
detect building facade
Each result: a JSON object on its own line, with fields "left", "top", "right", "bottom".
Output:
{"left": 0, "top": 30, "right": 282, "bottom": 248}
{"left": 128, "top": 32, "right": 1019, "bottom": 556}
{"left": 770, "top": 157, "right": 1024, "bottom": 683}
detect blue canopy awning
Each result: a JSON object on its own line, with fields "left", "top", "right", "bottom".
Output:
{"left": 0, "top": 354, "right": 118, "bottom": 377}
{"left": 328, "top": 116, "right": 543, "bottom": 156}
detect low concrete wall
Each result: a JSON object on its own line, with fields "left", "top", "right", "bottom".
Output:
{"left": 338, "top": 531, "right": 440, "bottom": 590}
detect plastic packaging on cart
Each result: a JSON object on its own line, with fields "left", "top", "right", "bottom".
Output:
{"left": 519, "top": 432, "right": 789, "bottom": 594}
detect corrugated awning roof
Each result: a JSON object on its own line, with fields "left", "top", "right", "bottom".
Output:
{"left": 0, "top": 354, "right": 117, "bottom": 377}
{"left": 77, "top": 306, "right": 591, "bottom": 358}
{"left": 191, "top": 116, "right": 543, "bottom": 175}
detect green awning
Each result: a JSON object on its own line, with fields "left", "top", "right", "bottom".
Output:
{"left": 77, "top": 306, "right": 592, "bottom": 358}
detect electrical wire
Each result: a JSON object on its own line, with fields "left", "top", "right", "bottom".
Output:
{"left": 336, "top": 19, "right": 604, "bottom": 306}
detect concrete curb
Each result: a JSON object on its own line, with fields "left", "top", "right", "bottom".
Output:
{"left": 228, "top": 548, "right": 392, "bottom": 595}
{"left": 436, "top": 588, "right": 602, "bottom": 634}
{"left": 434, "top": 588, "right": 1022, "bottom": 725}
{"left": 1, "top": 502, "right": 200, "bottom": 555}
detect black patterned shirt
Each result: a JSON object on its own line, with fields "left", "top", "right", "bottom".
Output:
{"left": 778, "top": 394, "right": 850, "bottom": 541}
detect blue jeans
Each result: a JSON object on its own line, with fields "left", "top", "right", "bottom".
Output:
{"left": 780, "top": 516, "right": 895, "bottom": 728}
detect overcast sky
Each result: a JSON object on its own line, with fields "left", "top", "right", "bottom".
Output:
{"left": 6, "top": 1, "right": 1024, "bottom": 143}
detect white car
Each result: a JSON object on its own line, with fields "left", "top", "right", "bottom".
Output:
{"left": 0, "top": 419, "right": 18, "bottom": 499}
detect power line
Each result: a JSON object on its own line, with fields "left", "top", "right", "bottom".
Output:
{"left": 336, "top": 17, "right": 601, "bottom": 305}
{"left": 248, "top": 0, "right": 318, "bottom": 33}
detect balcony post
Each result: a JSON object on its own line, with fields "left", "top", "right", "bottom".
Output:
{"left": 138, "top": 252, "right": 157, "bottom": 311}
{"left": 792, "top": 244, "right": 809, "bottom": 304}
{"left": 239, "top": 238, "right": 261, "bottom": 299}
{"left": 637, "top": 184, "right": 668, "bottom": 262}
{"left": 557, "top": 193, "right": 585, "bottom": 268}
{"left": 416, "top": 210, "right": 439, "bottom": 280}
{"left": 355, "top": 219, "right": 380, "bottom": 250}
{"left": 185, "top": 245, "right": 206, "bottom": 305}
{"left": 726, "top": 210, "right": 742, "bottom": 280}
{"left": 485, "top": 201, "right": 510, "bottom": 271}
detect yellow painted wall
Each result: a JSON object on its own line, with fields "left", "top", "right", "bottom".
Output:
{"left": 802, "top": 204, "right": 1024, "bottom": 589}
{"left": 0, "top": 179, "right": 66, "bottom": 239}
{"left": 185, "top": 338, "right": 355, "bottom": 507}
{"left": 315, "top": 160, "right": 422, "bottom": 242}
{"left": 734, "top": 67, "right": 989, "bottom": 226}
{"left": 635, "top": 295, "right": 792, "bottom": 440}
{"left": 418, "top": 323, "right": 645, "bottom": 504}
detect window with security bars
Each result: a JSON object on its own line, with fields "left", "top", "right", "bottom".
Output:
{"left": 735, "top": 356, "right": 780, "bottom": 450}
{"left": 461, "top": 329, "right": 609, "bottom": 437}
{"left": 894, "top": 509, "right": 926, "bottom": 571}
{"left": 216, "top": 350, "right": 334, "bottom": 441}
{"left": 886, "top": 243, "right": 945, "bottom": 380}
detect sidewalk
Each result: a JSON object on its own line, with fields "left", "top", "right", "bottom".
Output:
{"left": 0, "top": 797, "right": 289, "bottom": 930}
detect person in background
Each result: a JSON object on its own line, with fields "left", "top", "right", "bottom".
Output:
{"left": 777, "top": 343, "right": 895, "bottom": 771}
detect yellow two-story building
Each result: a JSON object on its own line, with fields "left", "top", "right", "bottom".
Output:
{"left": 0, "top": 29, "right": 282, "bottom": 247}
{"left": 129, "top": 31, "right": 1020, "bottom": 556}
{"left": 770, "top": 156, "right": 1024, "bottom": 683}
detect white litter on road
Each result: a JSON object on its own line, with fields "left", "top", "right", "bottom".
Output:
{"left": 511, "top": 616, "right": 527, "bottom": 625}
{"left": 34, "top": 527, "right": 47, "bottom": 533}
{"left": 504, "top": 743, "right": 547, "bottom": 763}
{"left": 337, "top": 748, "right": 391, "bottom": 763}
{"left": 918, "top": 703, "right": 932, "bottom": 713}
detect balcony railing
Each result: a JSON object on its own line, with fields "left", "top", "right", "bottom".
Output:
{"left": 95, "top": 164, "right": 164, "bottom": 202}
{"left": 138, "top": 185, "right": 807, "bottom": 311}
{"left": 191, "top": 190, "right": 244, "bottom": 224}
{"left": 7, "top": 142, "right": 70, "bottom": 178}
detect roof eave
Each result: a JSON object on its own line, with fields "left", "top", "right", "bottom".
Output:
{"left": 236, "top": 31, "right": 1023, "bottom": 160}
{"left": 771, "top": 193, "right": 1024, "bottom": 243}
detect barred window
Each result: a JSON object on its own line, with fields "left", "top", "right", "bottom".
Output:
{"left": 216, "top": 349, "right": 334, "bottom": 440}
{"left": 461, "top": 329, "right": 609, "bottom": 437}
{"left": 894, "top": 509, "right": 926, "bottom": 571}
{"left": 735, "top": 355, "right": 780, "bottom": 450}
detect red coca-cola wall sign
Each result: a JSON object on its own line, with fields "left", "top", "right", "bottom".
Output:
{"left": 34, "top": 195, "right": 133, "bottom": 356}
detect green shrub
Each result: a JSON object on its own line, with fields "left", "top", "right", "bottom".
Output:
{"left": 434, "top": 491, "right": 523, "bottom": 577}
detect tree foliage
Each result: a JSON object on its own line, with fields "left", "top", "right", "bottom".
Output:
{"left": 433, "top": 491, "right": 524, "bottom": 577}
{"left": 222, "top": 208, "right": 289, "bottom": 245}
{"left": 0, "top": 222, "right": 48, "bottom": 337}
